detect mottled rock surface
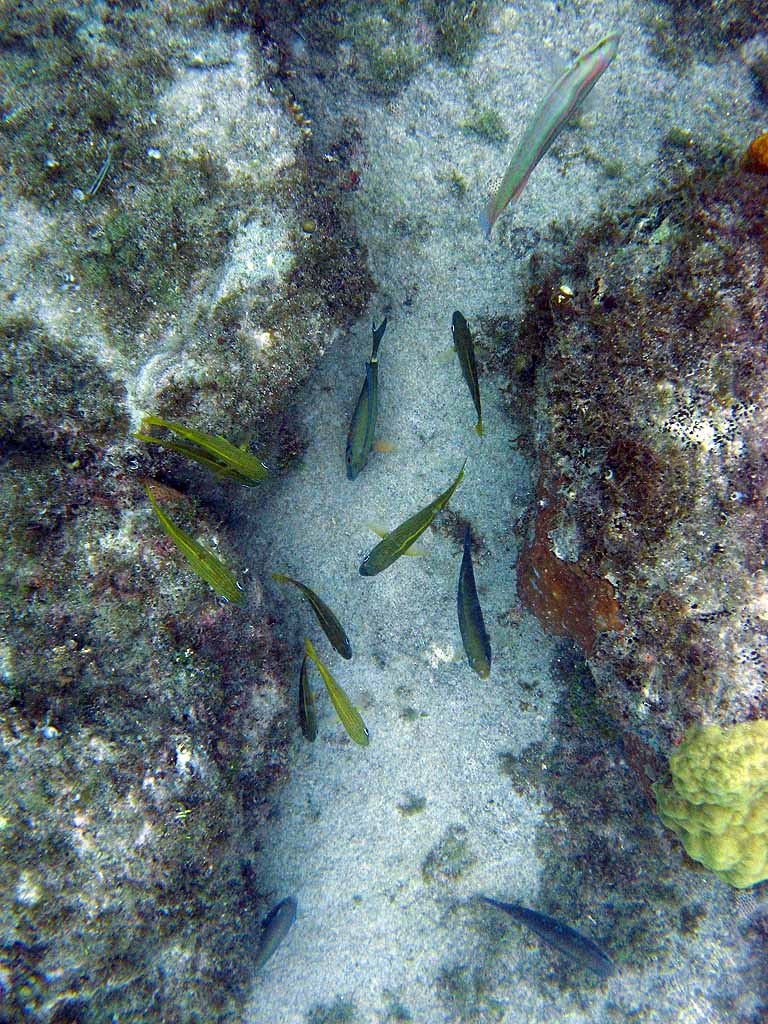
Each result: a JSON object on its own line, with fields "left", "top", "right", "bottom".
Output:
{"left": 512, "top": 153, "right": 768, "bottom": 776}
{"left": 0, "top": 3, "right": 372, "bottom": 1020}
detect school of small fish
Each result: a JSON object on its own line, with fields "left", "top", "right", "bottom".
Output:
{"left": 133, "top": 28, "right": 621, "bottom": 986}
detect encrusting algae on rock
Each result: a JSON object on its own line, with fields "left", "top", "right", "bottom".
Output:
{"left": 653, "top": 721, "right": 768, "bottom": 888}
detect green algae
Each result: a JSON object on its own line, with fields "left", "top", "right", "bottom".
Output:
{"left": 644, "top": 0, "right": 766, "bottom": 68}
{"left": 307, "top": 997, "right": 359, "bottom": 1024}
{"left": 0, "top": 327, "right": 292, "bottom": 1018}
{"left": 0, "top": 313, "right": 128, "bottom": 452}
{"left": 0, "top": 2, "right": 172, "bottom": 204}
{"left": 423, "top": 0, "right": 491, "bottom": 66}
{"left": 461, "top": 108, "right": 508, "bottom": 144}
{"left": 435, "top": 962, "right": 505, "bottom": 1024}
{"left": 74, "top": 152, "right": 244, "bottom": 341}
{"left": 359, "top": 29, "right": 422, "bottom": 96}
{"left": 397, "top": 793, "right": 427, "bottom": 816}
{"left": 421, "top": 824, "right": 475, "bottom": 883}
{"left": 379, "top": 993, "right": 413, "bottom": 1021}
{"left": 300, "top": 1, "right": 425, "bottom": 97}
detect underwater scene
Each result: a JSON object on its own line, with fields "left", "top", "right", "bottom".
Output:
{"left": 1, "top": 0, "right": 767, "bottom": 1021}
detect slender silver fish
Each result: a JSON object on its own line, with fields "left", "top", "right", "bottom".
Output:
{"left": 346, "top": 317, "right": 388, "bottom": 480}
{"left": 272, "top": 572, "right": 353, "bottom": 660}
{"left": 253, "top": 896, "right": 297, "bottom": 971}
{"left": 480, "top": 896, "right": 616, "bottom": 978}
{"left": 87, "top": 143, "right": 114, "bottom": 198}
{"left": 481, "top": 32, "right": 620, "bottom": 238}
{"left": 457, "top": 525, "right": 491, "bottom": 678}
{"left": 452, "top": 311, "right": 483, "bottom": 436}
{"left": 298, "top": 655, "right": 318, "bottom": 741}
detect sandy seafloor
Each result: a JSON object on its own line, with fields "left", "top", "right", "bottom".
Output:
{"left": 233, "top": 3, "right": 766, "bottom": 1022}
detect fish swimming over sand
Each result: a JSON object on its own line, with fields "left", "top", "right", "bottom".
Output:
{"left": 254, "top": 896, "right": 297, "bottom": 971}
{"left": 272, "top": 573, "right": 352, "bottom": 659}
{"left": 346, "top": 317, "right": 388, "bottom": 480}
{"left": 304, "top": 638, "right": 369, "bottom": 746}
{"left": 359, "top": 461, "right": 466, "bottom": 576}
{"left": 481, "top": 32, "right": 620, "bottom": 238}
{"left": 298, "top": 655, "right": 318, "bottom": 741}
{"left": 452, "top": 311, "right": 483, "bottom": 436}
{"left": 479, "top": 896, "right": 616, "bottom": 978}
{"left": 457, "top": 525, "right": 491, "bottom": 678}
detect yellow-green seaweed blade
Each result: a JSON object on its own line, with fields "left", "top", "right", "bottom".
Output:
{"left": 144, "top": 485, "right": 245, "bottom": 605}
{"left": 359, "top": 461, "right": 466, "bottom": 576}
{"left": 135, "top": 415, "right": 269, "bottom": 485}
{"left": 303, "top": 638, "right": 369, "bottom": 746}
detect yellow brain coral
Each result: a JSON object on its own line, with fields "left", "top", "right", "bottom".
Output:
{"left": 653, "top": 720, "right": 768, "bottom": 888}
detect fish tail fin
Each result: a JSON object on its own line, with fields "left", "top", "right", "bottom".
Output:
{"left": 475, "top": 419, "right": 483, "bottom": 437}
{"left": 371, "top": 317, "right": 388, "bottom": 360}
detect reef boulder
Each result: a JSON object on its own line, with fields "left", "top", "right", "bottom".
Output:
{"left": 511, "top": 154, "right": 768, "bottom": 880}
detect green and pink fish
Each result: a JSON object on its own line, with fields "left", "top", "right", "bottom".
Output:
{"left": 481, "top": 32, "right": 621, "bottom": 238}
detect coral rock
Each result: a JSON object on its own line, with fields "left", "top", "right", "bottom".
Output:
{"left": 653, "top": 721, "right": 768, "bottom": 887}
{"left": 518, "top": 483, "right": 624, "bottom": 655}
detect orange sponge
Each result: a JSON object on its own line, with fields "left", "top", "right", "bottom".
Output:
{"left": 743, "top": 132, "right": 768, "bottom": 174}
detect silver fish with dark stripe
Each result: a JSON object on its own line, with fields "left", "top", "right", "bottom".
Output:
{"left": 346, "top": 317, "right": 388, "bottom": 480}
{"left": 457, "top": 525, "right": 491, "bottom": 678}
{"left": 298, "top": 655, "right": 318, "bottom": 741}
{"left": 452, "top": 311, "right": 483, "bottom": 436}
{"left": 480, "top": 896, "right": 616, "bottom": 978}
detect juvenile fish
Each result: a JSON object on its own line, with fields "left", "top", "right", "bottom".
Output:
{"left": 254, "top": 896, "right": 297, "bottom": 971}
{"left": 304, "top": 638, "right": 369, "bottom": 746}
{"left": 272, "top": 573, "right": 352, "bottom": 660}
{"left": 457, "top": 525, "right": 491, "bottom": 678}
{"left": 87, "top": 143, "right": 113, "bottom": 198}
{"left": 359, "top": 461, "right": 466, "bottom": 577}
{"left": 481, "top": 32, "right": 620, "bottom": 238}
{"left": 298, "top": 655, "right": 318, "bottom": 741}
{"left": 135, "top": 415, "right": 269, "bottom": 486}
{"left": 480, "top": 896, "right": 616, "bottom": 979}
{"left": 452, "top": 311, "right": 483, "bottom": 436}
{"left": 346, "top": 317, "right": 388, "bottom": 480}
{"left": 144, "top": 484, "right": 245, "bottom": 605}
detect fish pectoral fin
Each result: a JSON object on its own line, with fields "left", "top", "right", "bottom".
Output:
{"left": 366, "top": 522, "right": 427, "bottom": 556}
{"left": 373, "top": 440, "right": 395, "bottom": 453}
